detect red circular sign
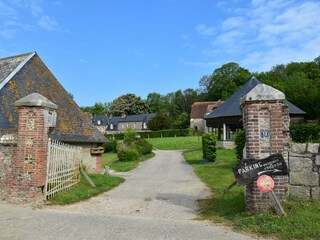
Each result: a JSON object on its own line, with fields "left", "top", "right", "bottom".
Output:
{"left": 257, "top": 175, "right": 274, "bottom": 193}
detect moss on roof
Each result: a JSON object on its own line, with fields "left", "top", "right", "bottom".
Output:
{"left": 0, "top": 52, "right": 106, "bottom": 143}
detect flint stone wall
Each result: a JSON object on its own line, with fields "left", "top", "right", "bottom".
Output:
{"left": 288, "top": 143, "right": 320, "bottom": 200}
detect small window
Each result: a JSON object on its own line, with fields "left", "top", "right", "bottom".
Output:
{"left": 143, "top": 122, "right": 147, "bottom": 129}
{"left": 110, "top": 123, "right": 114, "bottom": 130}
{"left": 97, "top": 120, "right": 101, "bottom": 125}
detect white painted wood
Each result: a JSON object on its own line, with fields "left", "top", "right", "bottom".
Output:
{"left": 45, "top": 139, "right": 82, "bottom": 200}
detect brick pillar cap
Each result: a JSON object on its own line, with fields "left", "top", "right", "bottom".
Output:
{"left": 14, "top": 93, "right": 58, "bottom": 110}
{"left": 240, "top": 83, "right": 285, "bottom": 105}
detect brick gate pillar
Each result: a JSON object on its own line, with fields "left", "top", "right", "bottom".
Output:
{"left": 240, "top": 84, "right": 290, "bottom": 212}
{"left": 8, "top": 93, "right": 57, "bottom": 203}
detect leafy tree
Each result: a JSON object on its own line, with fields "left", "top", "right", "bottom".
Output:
{"left": 146, "top": 92, "right": 169, "bottom": 113}
{"left": 199, "top": 62, "right": 251, "bottom": 100}
{"left": 109, "top": 93, "right": 150, "bottom": 116}
{"left": 172, "top": 112, "right": 190, "bottom": 129}
{"left": 81, "top": 102, "right": 108, "bottom": 116}
{"left": 147, "top": 112, "right": 172, "bottom": 130}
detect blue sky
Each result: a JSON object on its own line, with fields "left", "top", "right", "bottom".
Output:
{"left": 0, "top": 0, "right": 320, "bottom": 106}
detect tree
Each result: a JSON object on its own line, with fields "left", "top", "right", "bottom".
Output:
{"left": 146, "top": 92, "right": 169, "bottom": 113}
{"left": 199, "top": 62, "right": 251, "bottom": 100}
{"left": 109, "top": 93, "right": 150, "bottom": 116}
{"left": 147, "top": 112, "right": 172, "bottom": 130}
{"left": 81, "top": 102, "right": 108, "bottom": 116}
{"left": 172, "top": 112, "right": 190, "bottom": 129}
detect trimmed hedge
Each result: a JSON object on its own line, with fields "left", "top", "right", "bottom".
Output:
{"left": 290, "top": 124, "right": 320, "bottom": 143}
{"left": 202, "top": 132, "right": 217, "bottom": 162}
{"left": 105, "top": 128, "right": 192, "bottom": 140}
{"left": 234, "top": 129, "right": 246, "bottom": 161}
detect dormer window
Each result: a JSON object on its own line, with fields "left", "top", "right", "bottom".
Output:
{"left": 97, "top": 120, "right": 101, "bottom": 125}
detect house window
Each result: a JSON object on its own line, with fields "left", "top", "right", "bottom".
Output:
{"left": 122, "top": 123, "right": 124, "bottom": 129}
{"left": 97, "top": 120, "right": 101, "bottom": 125}
{"left": 143, "top": 122, "right": 147, "bottom": 129}
{"left": 110, "top": 123, "right": 113, "bottom": 130}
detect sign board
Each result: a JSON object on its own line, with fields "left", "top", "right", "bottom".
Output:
{"left": 233, "top": 153, "right": 288, "bottom": 185}
{"left": 257, "top": 175, "right": 274, "bottom": 193}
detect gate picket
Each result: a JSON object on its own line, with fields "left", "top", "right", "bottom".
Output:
{"left": 45, "top": 138, "right": 82, "bottom": 200}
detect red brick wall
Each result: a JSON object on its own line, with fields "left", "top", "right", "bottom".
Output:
{"left": 8, "top": 106, "right": 50, "bottom": 203}
{"left": 242, "top": 100, "right": 289, "bottom": 212}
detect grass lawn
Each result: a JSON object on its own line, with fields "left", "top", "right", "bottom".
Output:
{"left": 48, "top": 173, "right": 124, "bottom": 205}
{"left": 146, "top": 135, "right": 202, "bottom": 150}
{"left": 184, "top": 148, "right": 320, "bottom": 240}
{"left": 144, "top": 136, "right": 320, "bottom": 239}
{"left": 102, "top": 152, "right": 155, "bottom": 172}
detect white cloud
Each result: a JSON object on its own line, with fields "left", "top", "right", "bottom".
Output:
{"left": 195, "top": 24, "right": 215, "bottom": 36}
{"left": 0, "top": 29, "right": 15, "bottom": 40}
{"left": 38, "top": 15, "right": 58, "bottom": 30}
{"left": 198, "top": 0, "right": 320, "bottom": 71}
{"left": 0, "top": 1, "right": 16, "bottom": 17}
{"left": 184, "top": 61, "right": 218, "bottom": 68}
{"left": 222, "top": 17, "right": 245, "bottom": 30}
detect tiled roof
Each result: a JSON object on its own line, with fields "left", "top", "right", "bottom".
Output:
{"left": 190, "top": 101, "right": 223, "bottom": 118}
{"left": 205, "top": 77, "right": 306, "bottom": 120}
{"left": 0, "top": 52, "right": 107, "bottom": 143}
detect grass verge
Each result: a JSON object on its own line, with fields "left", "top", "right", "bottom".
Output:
{"left": 184, "top": 148, "right": 320, "bottom": 240}
{"left": 48, "top": 173, "right": 124, "bottom": 205}
{"left": 102, "top": 152, "right": 155, "bottom": 172}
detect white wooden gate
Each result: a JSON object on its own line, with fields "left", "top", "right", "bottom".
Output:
{"left": 45, "top": 138, "right": 82, "bottom": 200}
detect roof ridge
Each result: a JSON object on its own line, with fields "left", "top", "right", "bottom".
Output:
{"left": 0, "top": 52, "right": 36, "bottom": 90}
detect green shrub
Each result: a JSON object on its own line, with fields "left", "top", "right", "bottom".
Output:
{"left": 102, "top": 139, "right": 117, "bottom": 153}
{"left": 134, "top": 139, "right": 153, "bottom": 155}
{"left": 290, "top": 124, "right": 320, "bottom": 143}
{"left": 123, "top": 128, "right": 137, "bottom": 145}
{"left": 234, "top": 129, "right": 246, "bottom": 161}
{"left": 202, "top": 132, "right": 217, "bottom": 162}
{"left": 117, "top": 144, "right": 140, "bottom": 162}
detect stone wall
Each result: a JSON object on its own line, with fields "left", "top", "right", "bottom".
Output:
{"left": 0, "top": 142, "right": 16, "bottom": 200}
{"left": 288, "top": 143, "right": 320, "bottom": 200}
{"left": 217, "top": 140, "right": 235, "bottom": 149}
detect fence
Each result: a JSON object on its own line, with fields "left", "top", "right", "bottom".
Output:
{"left": 45, "top": 139, "right": 82, "bottom": 200}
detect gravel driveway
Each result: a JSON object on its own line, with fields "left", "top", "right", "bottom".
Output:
{"left": 0, "top": 150, "right": 255, "bottom": 240}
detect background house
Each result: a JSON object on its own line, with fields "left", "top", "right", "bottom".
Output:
{"left": 0, "top": 52, "right": 106, "bottom": 172}
{"left": 204, "top": 77, "right": 306, "bottom": 148}
{"left": 190, "top": 101, "right": 223, "bottom": 132}
{"left": 93, "top": 113, "right": 155, "bottom": 134}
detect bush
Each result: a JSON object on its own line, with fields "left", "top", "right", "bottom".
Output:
{"left": 290, "top": 124, "right": 320, "bottom": 143}
{"left": 147, "top": 112, "right": 172, "bottom": 130}
{"left": 123, "top": 128, "right": 137, "bottom": 145}
{"left": 234, "top": 129, "right": 246, "bottom": 161}
{"left": 202, "top": 132, "right": 217, "bottom": 162}
{"left": 134, "top": 139, "right": 153, "bottom": 155}
{"left": 102, "top": 139, "right": 117, "bottom": 153}
{"left": 117, "top": 145, "right": 140, "bottom": 162}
